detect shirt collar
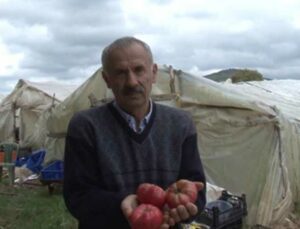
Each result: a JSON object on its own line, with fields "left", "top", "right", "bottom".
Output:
{"left": 112, "top": 100, "right": 153, "bottom": 133}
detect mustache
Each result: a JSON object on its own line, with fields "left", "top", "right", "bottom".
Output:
{"left": 122, "top": 86, "right": 144, "bottom": 95}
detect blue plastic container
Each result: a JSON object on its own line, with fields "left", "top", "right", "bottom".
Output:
{"left": 26, "top": 149, "right": 46, "bottom": 173}
{"left": 15, "top": 156, "right": 29, "bottom": 167}
{"left": 40, "top": 160, "right": 64, "bottom": 181}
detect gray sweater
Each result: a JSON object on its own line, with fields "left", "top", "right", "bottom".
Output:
{"left": 63, "top": 102, "right": 206, "bottom": 228}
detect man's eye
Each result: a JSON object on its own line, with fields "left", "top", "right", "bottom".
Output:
{"left": 135, "top": 66, "right": 144, "bottom": 74}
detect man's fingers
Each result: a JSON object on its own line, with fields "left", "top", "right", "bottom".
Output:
{"left": 186, "top": 202, "right": 198, "bottom": 216}
{"left": 177, "top": 205, "right": 189, "bottom": 220}
{"left": 163, "top": 212, "right": 170, "bottom": 224}
{"left": 169, "top": 205, "right": 192, "bottom": 222}
{"left": 160, "top": 223, "right": 170, "bottom": 229}
{"left": 122, "top": 206, "right": 132, "bottom": 218}
{"left": 120, "top": 200, "right": 133, "bottom": 218}
{"left": 194, "top": 181, "right": 204, "bottom": 191}
{"left": 165, "top": 202, "right": 200, "bottom": 226}
{"left": 168, "top": 217, "right": 176, "bottom": 226}
{"left": 120, "top": 194, "right": 138, "bottom": 218}
{"left": 161, "top": 211, "right": 175, "bottom": 227}
{"left": 169, "top": 208, "right": 181, "bottom": 223}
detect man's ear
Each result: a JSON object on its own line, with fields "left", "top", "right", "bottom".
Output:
{"left": 152, "top": 63, "right": 158, "bottom": 83}
{"left": 102, "top": 70, "right": 112, "bottom": 89}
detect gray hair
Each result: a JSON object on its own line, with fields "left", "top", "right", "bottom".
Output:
{"left": 101, "top": 36, "right": 153, "bottom": 72}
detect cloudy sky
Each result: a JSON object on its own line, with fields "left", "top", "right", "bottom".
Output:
{"left": 0, "top": 0, "right": 300, "bottom": 95}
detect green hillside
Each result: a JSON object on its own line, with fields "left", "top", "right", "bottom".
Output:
{"left": 204, "top": 68, "right": 264, "bottom": 83}
{"left": 203, "top": 69, "right": 240, "bottom": 82}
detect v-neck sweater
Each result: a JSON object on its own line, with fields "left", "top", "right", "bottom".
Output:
{"left": 63, "top": 102, "right": 206, "bottom": 229}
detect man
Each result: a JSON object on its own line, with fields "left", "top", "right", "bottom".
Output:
{"left": 63, "top": 36, "right": 206, "bottom": 228}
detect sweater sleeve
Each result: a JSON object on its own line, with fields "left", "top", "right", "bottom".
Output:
{"left": 63, "top": 113, "right": 130, "bottom": 228}
{"left": 178, "top": 133, "right": 207, "bottom": 213}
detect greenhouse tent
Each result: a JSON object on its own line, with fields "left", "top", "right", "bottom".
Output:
{"left": 41, "top": 66, "right": 299, "bottom": 228}
{"left": 0, "top": 93, "right": 5, "bottom": 103}
{"left": 33, "top": 69, "right": 110, "bottom": 161}
{"left": 222, "top": 79, "right": 300, "bottom": 224}
{"left": 0, "top": 79, "right": 78, "bottom": 146}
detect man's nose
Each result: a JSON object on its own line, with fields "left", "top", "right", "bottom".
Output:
{"left": 126, "top": 71, "right": 139, "bottom": 87}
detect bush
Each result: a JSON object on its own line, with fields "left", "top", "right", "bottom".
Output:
{"left": 231, "top": 69, "right": 263, "bottom": 83}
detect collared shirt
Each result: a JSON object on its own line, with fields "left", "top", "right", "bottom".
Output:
{"left": 112, "top": 100, "right": 153, "bottom": 134}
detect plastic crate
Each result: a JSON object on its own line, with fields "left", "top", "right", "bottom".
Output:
{"left": 25, "top": 149, "right": 46, "bottom": 173}
{"left": 15, "top": 156, "right": 29, "bottom": 167}
{"left": 195, "top": 190, "right": 247, "bottom": 229}
{"left": 0, "top": 143, "right": 18, "bottom": 164}
{"left": 0, "top": 143, "right": 18, "bottom": 184}
{"left": 40, "top": 160, "right": 64, "bottom": 181}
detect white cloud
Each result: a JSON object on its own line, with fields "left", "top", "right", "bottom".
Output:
{"left": 0, "top": 0, "right": 300, "bottom": 95}
{"left": 0, "top": 41, "right": 23, "bottom": 75}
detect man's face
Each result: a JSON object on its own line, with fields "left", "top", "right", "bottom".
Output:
{"left": 103, "top": 43, "right": 157, "bottom": 112}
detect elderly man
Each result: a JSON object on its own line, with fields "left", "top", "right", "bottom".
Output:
{"left": 63, "top": 36, "right": 206, "bottom": 228}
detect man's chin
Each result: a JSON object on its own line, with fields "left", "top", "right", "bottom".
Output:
{"left": 126, "top": 100, "right": 144, "bottom": 108}
{"left": 125, "top": 94, "right": 143, "bottom": 102}
{"left": 123, "top": 97, "right": 145, "bottom": 108}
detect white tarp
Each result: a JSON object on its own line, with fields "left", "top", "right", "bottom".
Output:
{"left": 222, "top": 79, "right": 300, "bottom": 224}
{"left": 0, "top": 93, "right": 5, "bottom": 103}
{"left": 38, "top": 69, "right": 109, "bottom": 161}
{"left": 38, "top": 66, "right": 299, "bottom": 228}
{"left": 223, "top": 80, "right": 300, "bottom": 121}
{"left": 0, "top": 79, "right": 78, "bottom": 145}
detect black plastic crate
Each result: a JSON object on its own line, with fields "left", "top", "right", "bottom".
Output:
{"left": 195, "top": 190, "right": 247, "bottom": 229}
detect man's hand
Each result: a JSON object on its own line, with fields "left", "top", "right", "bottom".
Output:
{"left": 120, "top": 182, "right": 203, "bottom": 228}
{"left": 164, "top": 181, "right": 204, "bottom": 225}
{"left": 166, "top": 202, "right": 198, "bottom": 225}
{"left": 121, "top": 194, "right": 139, "bottom": 219}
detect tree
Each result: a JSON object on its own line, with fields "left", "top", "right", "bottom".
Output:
{"left": 231, "top": 69, "right": 263, "bottom": 83}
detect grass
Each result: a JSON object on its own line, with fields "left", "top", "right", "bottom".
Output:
{"left": 1, "top": 178, "right": 300, "bottom": 229}
{"left": 0, "top": 179, "right": 77, "bottom": 229}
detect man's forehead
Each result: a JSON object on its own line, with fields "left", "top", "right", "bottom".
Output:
{"left": 108, "top": 45, "right": 151, "bottom": 68}
{"left": 114, "top": 58, "right": 147, "bottom": 68}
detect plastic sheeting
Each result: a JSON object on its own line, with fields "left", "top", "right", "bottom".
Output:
{"left": 0, "top": 93, "right": 4, "bottom": 103}
{"left": 28, "top": 66, "right": 299, "bottom": 228}
{"left": 30, "top": 69, "right": 109, "bottom": 161}
{"left": 0, "top": 79, "right": 78, "bottom": 145}
{"left": 223, "top": 80, "right": 300, "bottom": 121}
